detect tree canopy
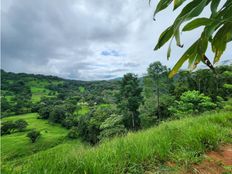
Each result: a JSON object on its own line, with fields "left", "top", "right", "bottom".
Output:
{"left": 151, "top": 0, "right": 232, "bottom": 77}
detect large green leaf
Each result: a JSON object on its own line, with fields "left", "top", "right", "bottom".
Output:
{"left": 212, "top": 23, "right": 232, "bottom": 63}
{"left": 152, "top": 0, "right": 232, "bottom": 77}
{"left": 153, "top": 0, "right": 173, "bottom": 18}
{"left": 174, "top": 0, "right": 186, "bottom": 10}
{"left": 154, "top": 25, "right": 174, "bottom": 50}
{"left": 210, "top": 0, "right": 220, "bottom": 16}
{"left": 169, "top": 41, "right": 198, "bottom": 78}
{"left": 172, "top": 0, "right": 209, "bottom": 46}
{"left": 182, "top": 18, "right": 212, "bottom": 31}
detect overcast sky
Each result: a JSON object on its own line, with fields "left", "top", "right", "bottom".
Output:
{"left": 1, "top": 0, "right": 231, "bottom": 80}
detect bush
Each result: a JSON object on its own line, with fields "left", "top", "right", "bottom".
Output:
{"left": 1, "top": 121, "right": 16, "bottom": 135}
{"left": 27, "top": 130, "right": 41, "bottom": 143}
{"left": 169, "top": 90, "right": 217, "bottom": 117}
{"left": 15, "top": 119, "right": 28, "bottom": 131}
{"left": 67, "top": 127, "right": 79, "bottom": 139}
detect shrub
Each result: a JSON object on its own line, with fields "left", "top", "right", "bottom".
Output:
{"left": 169, "top": 90, "right": 217, "bottom": 117}
{"left": 67, "top": 127, "right": 79, "bottom": 139}
{"left": 15, "top": 119, "right": 28, "bottom": 131}
{"left": 27, "top": 130, "right": 41, "bottom": 143}
{"left": 1, "top": 121, "right": 16, "bottom": 135}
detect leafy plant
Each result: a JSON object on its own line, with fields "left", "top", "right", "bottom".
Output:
{"left": 151, "top": 0, "right": 232, "bottom": 77}
{"left": 169, "top": 90, "right": 217, "bottom": 117}
{"left": 27, "top": 130, "right": 41, "bottom": 143}
{"left": 15, "top": 119, "right": 28, "bottom": 132}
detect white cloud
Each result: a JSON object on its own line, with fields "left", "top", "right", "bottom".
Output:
{"left": 1, "top": 0, "right": 231, "bottom": 80}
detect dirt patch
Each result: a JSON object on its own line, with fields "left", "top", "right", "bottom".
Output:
{"left": 189, "top": 144, "right": 232, "bottom": 174}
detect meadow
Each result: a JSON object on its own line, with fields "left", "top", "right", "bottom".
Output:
{"left": 1, "top": 113, "right": 80, "bottom": 169}
{"left": 2, "top": 111, "right": 232, "bottom": 174}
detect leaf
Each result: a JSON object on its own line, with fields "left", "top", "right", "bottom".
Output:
{"left": 174, "top": 0, "right": 186, "bottom": 10}
{"left": 182, "top": 18, "right": 212, "bottom": 31}
{"left": 169, "top": 41, "right": 198, "bottom": 78}
{"left": 212, "top": 23, "right": 232, "bottom": 63}
{"left": 167, "top": 39, "right": 173, "bottom": 59}
{"left": 154, "top": 25, "right": 174, "bottom": 50}
{"left": 210, "top": 0, "right": 220, "bottom": 16}
{"left": 172, "top": 0, "right": 208, "bottom": 47}
{"left": 154, "top": 0, "right": 173, "bottom": 18}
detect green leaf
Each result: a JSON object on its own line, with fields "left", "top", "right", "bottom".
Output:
{"left": 212, "top": 23, "right": 232, "bottom": 63}
{"left": 167, "top": 39, "right": 173, "bottom": 59}
{"left": 154, "top": 0, "right": 173, "bottom": 18}
{"left": 172, "top": 0, "right": 208, "bottom": 47}
{"left": 210, "top": 0, "right": 220, "bottom": 16}
{"left": 154, "top": 25, "right": 174, "bottom": 50}
{"left": 183, "top": 18, "right": 212, "bottom": 31}
{"left": 169, "top": 41, "right": 198, "bottom": 78}
{"left": 174, "top": 0, "right": 186, "bottom": 10}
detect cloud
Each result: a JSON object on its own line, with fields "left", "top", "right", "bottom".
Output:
{"left": 1, "top": 0, "right": 231, "bottom": 80}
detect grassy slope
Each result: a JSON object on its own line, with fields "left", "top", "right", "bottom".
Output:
{"left": 1, "top": 113, "right": 74, "bottom": 164}
{"left": 2, "top": 111, "right": 232, "bottom": 174}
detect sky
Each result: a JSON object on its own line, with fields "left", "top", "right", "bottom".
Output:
{"left": 1, "top": 0, "right": 231, "bottom": 80}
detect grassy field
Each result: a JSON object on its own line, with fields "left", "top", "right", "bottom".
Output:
{"left": 1, "top": 113, "right": 77, "bottom": 168}
{"left": 1, "top": 111, "right": 231, "bottom": 174}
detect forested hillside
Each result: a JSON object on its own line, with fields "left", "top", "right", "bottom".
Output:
{"left": 1, "top": 63, "right": 232, "bottom": 173}
{"left": 1, "top": 62, "right": 232, "bottom": 142}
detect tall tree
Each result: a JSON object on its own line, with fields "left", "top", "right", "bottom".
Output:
{"left": 117, "top": 73, "right": 142, "bottom": 130}
{"left": 147, "top": 62, "right": 168, "bottom": 120}
{"left": 139, "top": 76, "right": 157, "bottom": 128}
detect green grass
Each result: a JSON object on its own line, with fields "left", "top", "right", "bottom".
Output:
{"left": 75, "top": 103, "right": 90, "bottom": 116}
{"left": 2, "top": 111, "right": 232, "bottom": 174}
{"left": 1, "top": 113, "right": 71, "bottom": 163}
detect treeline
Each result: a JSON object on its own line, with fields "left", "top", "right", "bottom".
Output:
{"left": 1, "top": 63, "right": 232, "bottom": 144}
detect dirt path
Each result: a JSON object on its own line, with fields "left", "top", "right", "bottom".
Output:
{"left": 189, "top": 144, "right": 232, "bottom": 174}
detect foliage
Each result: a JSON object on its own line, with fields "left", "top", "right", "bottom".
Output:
{"left": 27, "top": 130, "right": 41, "bottom": 143}
{"left": 1, "top": 119, "right": 28, "bottom": 135}
{"left": 14, "top": 119, "right": 28, "bottom": 131}
{"left": 1, "top": 121, "right": 16, "bottom": 135}
{"left": 67, "top": 127, "right": 79, "bottom": 139}
{"left": 169, "top": 90, "right": 217, "bottom": 117}
{"left": 6, "top": 111, "right": 232, "bottom": 174}
{"left": 1, "top": 113, "right": 69, "bottom": 162}
{"left": 77, "top": 105, "right": 119, "bottom": 144}
{"left": 117, "top": 73, "right": 142, "bottom": 130}
{"left": 152, "top": 0, "right": 232, "bottom": 77}
{"left": 98, "top": 114, "right": 126, "bottom": 141}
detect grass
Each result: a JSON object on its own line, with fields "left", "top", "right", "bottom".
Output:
{"left": 1, "top": 113, "right": 71, "bottom": 163}
{"left": 2, "top": 111, "right": 232, "bottom": 174}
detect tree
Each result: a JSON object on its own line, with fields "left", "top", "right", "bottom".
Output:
{"left": 117, "top": 73, "right": 142, "bottom": 130}
{"left": 1, "top": 121, "right": 16, "bottom": 135}
{"left": 222, "top": 71, "right": 232, "bottom": 97}
{"left": 147, "top": 62, "right": 168, "bottom": 120}
{"left": 15, "top": 119, "right": 28, "bottom": 132}
{"left": 38, "top": 106, "right": 51, "bottom": 119}
{"left": 68, "top": 127, "right": 79, "bottom": 139}
{"left": 139, "top": 76, "right": 157, "bottom": 128}
{"left": 98, "top": 114, "right": 126, "bottom": 141}
{"left": 151, "top": 0, "right": 232, "bottom": 77}
{"left": 169, "top": 90, "right": 217, "bottom": 117}
{"left": 27, "top": 130, "right": 41, "bottom": 143}
{"left": 49, "top": 105, "right": 66, "bottom": 123}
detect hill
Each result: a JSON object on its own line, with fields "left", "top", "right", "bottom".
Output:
{"left": 1, "top": 69, "right": 120, "bottom": 117}
{"left": 1, "top": 111, "right": 232, "bottom": 174}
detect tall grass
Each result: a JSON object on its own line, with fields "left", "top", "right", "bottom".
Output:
{"left": 3, "top": 111, "right": 232, "bottom": 174}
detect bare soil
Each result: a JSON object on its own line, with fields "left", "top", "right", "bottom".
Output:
{"left": 188, "top": 144, "right": 232, "bottom": 174}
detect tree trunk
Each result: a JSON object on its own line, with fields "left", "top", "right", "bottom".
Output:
{"left": 131, "top": 112, "right": 135, "bottom": 130}
{"left": 157, "top": 77, "right": 160, "bottom": 121}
